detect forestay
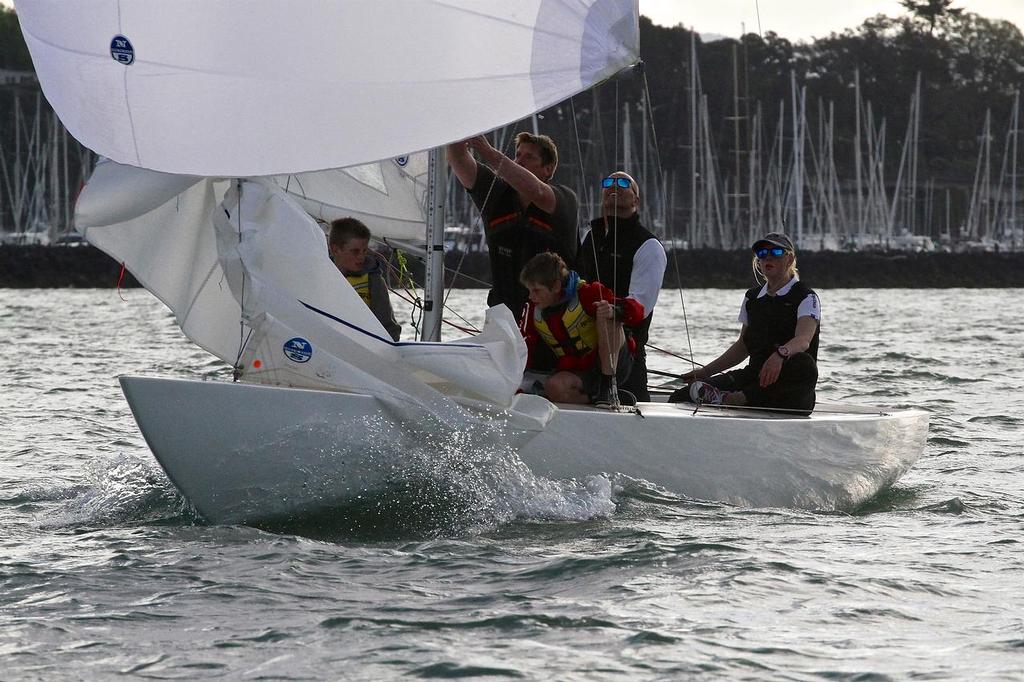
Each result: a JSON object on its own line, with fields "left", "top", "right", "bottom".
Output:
{"left": 16, "top": 0, "right": 639, "bottom": 176}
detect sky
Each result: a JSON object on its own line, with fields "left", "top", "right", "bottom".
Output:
{"left": 3, "top": 1, "right": 1021, "bottom": 42}
{"left": 640, "top": 0, "right": 1024, "bottom": 40}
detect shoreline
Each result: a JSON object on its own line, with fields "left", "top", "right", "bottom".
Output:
{"left": 3, "top": 244, "right": 1022, "bottom": 289}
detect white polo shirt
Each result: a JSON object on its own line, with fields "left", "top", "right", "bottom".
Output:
{"left": 737, "top": 276, "right": 821, "bottom": 325}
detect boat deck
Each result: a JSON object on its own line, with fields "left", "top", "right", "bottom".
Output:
{"left": 552, "top": 398, "right": 898, "bottom": 420}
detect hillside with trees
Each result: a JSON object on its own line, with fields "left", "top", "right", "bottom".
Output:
{"left": 2, "top": 4, "right": 1023, "bottom": 250}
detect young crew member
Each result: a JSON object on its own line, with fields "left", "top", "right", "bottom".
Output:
{"left": 520, "top": 252, "right": 645, "bottom": 406}
{"left": 329, "top": 217, "right": 402, "bottom": 342}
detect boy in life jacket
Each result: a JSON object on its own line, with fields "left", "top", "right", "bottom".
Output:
{"left": 328, "top": 217, "right": 402, "bottom": 341}
{"left": 519, "top": 252, "right": 645, "bottom": 406}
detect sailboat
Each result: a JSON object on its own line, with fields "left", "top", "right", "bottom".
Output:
{"left": 16, "top": 1, "right": 928, "bottom": 524}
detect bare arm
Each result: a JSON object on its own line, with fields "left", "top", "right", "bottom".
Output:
{"left": 445, "top": 141, "right": 478, "bottom": 189}
{"left": 786, "top": 315, "right": 818, "bottom": 354}
{"left": 758, "top": 315, "right": 818, "bottom": 387}
{"left": 466, "top": 136, "right": 557, "bottom": 213}
{"left": 680, "top": 326, "right": 750, "bottom": 382}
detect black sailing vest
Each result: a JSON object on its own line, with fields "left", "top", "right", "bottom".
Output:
{"left": 742, "top": 280, "right": 820, "bottom": 369}
{"left": 470, "top": 166, "right": 578, "bottom": 321}
{"left": 579, "top": 214, "right": 658, "bottom": 347}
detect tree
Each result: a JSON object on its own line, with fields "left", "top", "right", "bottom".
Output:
{"left": 900, "top": 0, "right": 964, "bottom": 35}
{"left": 0, "top": 7, "right": 32, "bottom": 70}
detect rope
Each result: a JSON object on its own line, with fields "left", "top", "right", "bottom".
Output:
{"left": 598, "top": 78, "right": 622, "bottom": 394}
{"left": 441, "top": 126, "right": 519, "bottom": 320}
{"left": 382, "top": 253, "right": 482, "bottom": 336}
{"left": 645, "top": 342, "right": 706, "bottom": 366}
{"left": 116, "top": 262, "right": 128, "bottom": 302}
{"left": 391, "top": 248, "right": 423, "bottom": 336}
{"left": 642, "top": 59, "right": 699, "bottom": 379}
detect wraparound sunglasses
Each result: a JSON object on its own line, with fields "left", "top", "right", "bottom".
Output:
{"left": 755, "top": 247, "right": 788, "bottom": 259}
{"left": 601, "top": 177, "right": 632, "bottom": 189}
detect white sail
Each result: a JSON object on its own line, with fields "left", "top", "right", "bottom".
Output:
{"left": 76, "top": 163, "right": 240, "bottom": 362}
{"left": 75, "top": 164, "right": 541, "bottom": 420}
{"left": 15, "top": 0, "right": 639, "bottom": 176}
{"left": 272, "top": 154, "right": 429, "bottom": 243}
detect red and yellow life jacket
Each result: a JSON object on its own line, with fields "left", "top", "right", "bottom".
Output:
{"left": 533, "top": 289, "right": 598, "bottom": 358}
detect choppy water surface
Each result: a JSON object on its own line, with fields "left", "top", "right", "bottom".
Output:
{"left": 2, "top": 287, "right": 1022, "bottom": 680}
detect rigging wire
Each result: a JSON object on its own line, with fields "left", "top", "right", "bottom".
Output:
{"left": 380, "top": 252, "right": 482, "bottom": 336}
{"left": 440, "top": 124, "right": 519, "bottom": 329}
{"left": 569, "top": 95, "right": 592, "bottom": 228}
{"left": 642, "top": 50, "right": 699, "bottom": 380}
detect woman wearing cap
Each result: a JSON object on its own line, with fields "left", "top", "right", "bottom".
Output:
{"left": 670, "top": 232, "right": 820, "bottom": 414}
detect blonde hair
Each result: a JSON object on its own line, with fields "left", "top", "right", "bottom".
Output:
{"left": 752, "top": 252, "right": 799, "bottom": 284}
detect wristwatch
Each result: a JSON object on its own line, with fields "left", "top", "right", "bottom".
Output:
{"left": 776, "top": 346, "right": 790, "bottom": 360}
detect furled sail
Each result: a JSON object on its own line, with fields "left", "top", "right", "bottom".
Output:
{"left": 15, "top": 0, "right": 639, "bottom": 176}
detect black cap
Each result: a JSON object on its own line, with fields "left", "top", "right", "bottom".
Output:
{"left": 751, "top": 232, "right": 795, "bottom": 253}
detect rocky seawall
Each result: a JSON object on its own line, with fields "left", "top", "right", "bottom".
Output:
{"left": 2, "top": 244, "right": 1023, "bottom": 289}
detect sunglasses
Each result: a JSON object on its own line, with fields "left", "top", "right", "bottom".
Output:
{"left": 755, "top": 246, "right": 788, "bottom": 259}
{"left": 601, "top": 177, "right": 632, "bottom": 189}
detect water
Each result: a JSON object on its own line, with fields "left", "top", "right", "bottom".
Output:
{"left": 2, "top": 287, "right": 1022, "bottom": 680}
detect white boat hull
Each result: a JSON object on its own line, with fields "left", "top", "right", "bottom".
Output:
{"left": 120, "top": 376, "right": 928, "bottom": 524}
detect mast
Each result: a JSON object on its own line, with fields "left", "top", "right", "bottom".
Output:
{"left": 1010, "top": 90, "right": 1020, "bottom": 248}
{"left": 855, "top": 69, "right": 863, "bottom": 238}
{"left": 420, "top": 148, "right": 446, "bottom": 342}
{"left": 689, "top": 29, "right": 698, "bottom": 249}
{"left": 730, "top": 42, "right": 743, "bottom": 242}
{"left": 790, "top": 72, "right": 804, "bottom": 243}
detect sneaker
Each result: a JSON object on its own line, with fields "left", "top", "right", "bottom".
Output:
{"left": 689, "top": 380, "right": 726, "bottom": 405}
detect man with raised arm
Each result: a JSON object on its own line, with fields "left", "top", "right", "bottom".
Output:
{"left": 446, "top": 132, "right": 579, "bottom": 325}
{"left": 578, "top": 171, "right": 667, "bottom": 402}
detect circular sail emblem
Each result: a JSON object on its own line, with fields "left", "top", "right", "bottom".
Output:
{"left": 394, "top": 156, "right": 409, "bottom": 167}
{"left": 110, "top": 35, "right": 135, "bottom": 65}
{"left": 283, "top": 337, "right": 313, "bottom": 363}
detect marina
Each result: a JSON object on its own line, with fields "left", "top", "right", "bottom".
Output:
{"left": 3, "top": 1, "right": 1024, "bottom": 679}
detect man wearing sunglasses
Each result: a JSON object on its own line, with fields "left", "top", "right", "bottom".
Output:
{"left": 577, "top": 171, "right": 667, "bottom": 402}
{"left": 671, "top": 232, "right": 820, "bottom": 414}
{"left": 446, "top": 132, "right": 579, "bottom": 327}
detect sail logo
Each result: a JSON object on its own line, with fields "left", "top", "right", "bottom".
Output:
{"left": 110, "top": 36, "right": 135, "bottom": 65}
{"left": 395, "top": 156, "right": 409, "bottom": 167}
{"left": 283, "top": 337, "right": 313, "bottom": 363}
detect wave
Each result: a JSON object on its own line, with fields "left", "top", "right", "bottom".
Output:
{"left": 33, "top": 454, "right": 197, "bottom": 529}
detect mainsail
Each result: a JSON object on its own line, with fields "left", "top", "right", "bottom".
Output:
{"left": 27, "top": 0, "right": 639, "bottom": 429}
{"left": 16, "top": 0, "right": 639, "bottom": 176}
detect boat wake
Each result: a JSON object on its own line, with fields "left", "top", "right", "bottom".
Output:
{"left": 402, "top": 418, "right": 617, "bottom": 532}
{"left": 253, "top": 417, "right": 617, "bottom": 540}
{"left": 39, "top": 454, "right": 196, "bottom": 529}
